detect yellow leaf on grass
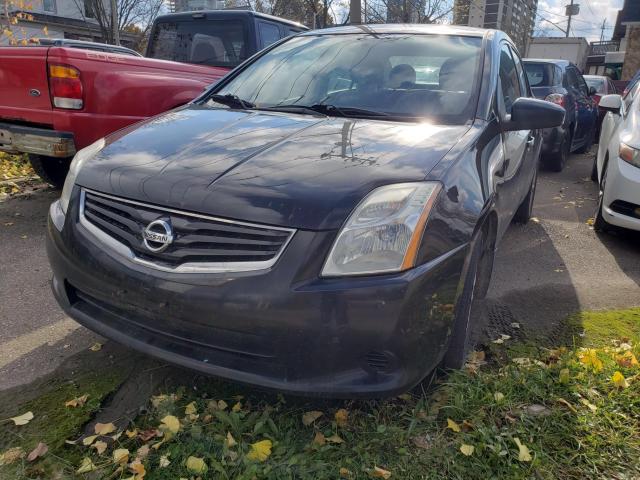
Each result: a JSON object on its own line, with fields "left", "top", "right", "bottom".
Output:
{"left": 579, "top": 349, "right": 603, "bottom": 372}
{"left": 184, "top": 401, "right": 197, "bottom": 415}
{"left": 339, "top": 467, "right": 353, "bottom": 477}
{"left": 232, "top": 402, "right": 242, "bottom": 412}
{"left": 159, "top": 454, "right": 170, "bottom": 467}
{"left": 94, "top": 422, "right": 116, "bottom": 435}
{"left": 10, "top": 411, "right": 34, "bottom": 425}
{"left": 226, "top": 431, "right": 237, "bottom": 448}
{"left": 493, "top": 392, "right": 505, "bottom": 402}
{"left": 76, "top": 457, "right": 97, "bottom": 473}
{"left": 160, "top": 415, "right": 180, "bottom": 434}
{"left": 129, "top": 458, "right": 146, "bottom": 479}
{"left": 186, "top": 455, "right": 207, "bottom": 473}
{"left": 580, "top": 398, "right": 597, "bottom": 412}
{"left": 446, "top": 418, "right": 461, "bottom": 433}
{"left": 460, "top": 444, "right": 475, "bottom": 456}
{"left": 0, "top": 447, "right": 26, "bottom": 465}
{"left": 513, "top": 437, "right": 532, "bottom": 462}
{"left": 616, "top": 351, "right": 639, "bottom": 368}
{"left": 82, "top": 435, "right": 98, "bottom": 446}
{"left": 313, "top": 431, "right": 326, "bottom": 446}
{"left": 302, "top": 411, "right": 323, "bottom": 426}
{"left": 113, "top": 448, "right": 129, "bottom": 464}
{"left": 136, "top": 444, "right": 150, "bottom": 460}
{"left": 612, "top": 371, "right": 629, "bottom": 388}
{"left": 27, "top": 442, "right": 48, "bottom": 462}
{"left": 125, "top": 429, "right": 138, "bottom": 438}
{"left": 92, "top": 440, "right": 107, "bottom": 455}
{"left": 247, "top": 439, "right": 272, "bottom": 462}
{"left": 327, "top": 434, "right": 344, "bottom": 444}
{"left": 335, "top": 409, "right": 349, "bottom": 428}
{"left": 65, "top": 394, "right": 89, "bottom": 408}
{"left": 371, "top": 466, "right": 392, "bottom": 478}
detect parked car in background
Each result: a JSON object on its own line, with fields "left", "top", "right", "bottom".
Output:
{"left": 0, "top": 10, "right": 307, "bottom": 188}
{"left": 593, "top": 82, "right": 640, "bottom": 233}
{"left": 34, "top": 38, "right": 142, "bottom": 56}
{"left": 47, "top": 25, "right": 563, "bottom": 397}
{"left": 584, "top": 74, "right": 617, "bottom": 138}
{"left": 523, "top": 59, "right": 598, "bottom": 171}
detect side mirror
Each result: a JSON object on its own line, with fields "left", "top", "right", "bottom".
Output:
{"left": 503, "top": 97, "right": 565, "bottom": 131}
{"left": 599, "top": 94, "right": 622, "bottom": 114}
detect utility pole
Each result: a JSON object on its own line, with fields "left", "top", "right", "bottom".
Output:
{"left": 565, "top": 0, "right": 577, "bottom": 38}
{"left": 350, "top": 0, "right": 362, "bottom": 24}
{"left": 110, "top": 0, "right": 120, "bottom": 45}
{"left": 600, "top": 18, "right": 606, "bottom": 42}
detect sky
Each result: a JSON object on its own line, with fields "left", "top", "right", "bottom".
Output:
{"left": 534, "top": 0, "right": 625, "bottom": 41}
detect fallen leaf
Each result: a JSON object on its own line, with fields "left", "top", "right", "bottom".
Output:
{"left": 531, "top": 217, "right": 540, "bottom": 223}
{"left": 397, "top": 393, "right": 412, "bottom": 401}
{"left": 136, "top": 445, "right": 150, "bottom": 461}
{"left": 0, "top": 447, "right": 26, "bottom": 465}
{"left": 579, "top": 349, "right": 604, "bottom": 372}
{"left": 125, "top": 429, "right": 138, "bottom": 438}
{"left": 586, "top": 218, "right": 595, "bottom": 226}
{"left": 460, "top": 444, "right": 475, "bottom": 456}
{"left": 326, "top": 434, "right": 344, "bottom": 444}
{"left": 113, "top": 448, "right": 129, "bottom": 464}
{"left": 446, "top": 418, "right": 461, "bottom": 433}
{"left": 92, "top": 440, "right": 107, "bottom": 455}
{"left": 246, "top": 439, "right": 272, "bottom": 462}
{"left": 10, "top": 411, "right": 34, "bottom": 425}
{"left": 217, "top": 400, "right": 228, "bottom": 410}
{"left": 302, "top": 411, "right": 323, "bottom": 426}
{"left": 226, "top": 431, "right": 237, "bottom": 448}
{"left": 525, "top": 404, "right": 551, "bottom": 417}
{"left": 138, "top": 429, "right": 159, "bottom": 441}
{"left": 159, "top": 454, "right": 170, "bottom": 468}
{"left": 232, "top": 402, "right": 242, "bottom": 412}
{"left": 616, "top": 351, "right": 639, "bottom": 368}
{"left": 76, "top": 457, "right": 97, "bottom": 474}
{"left": 313, "top": 431, "right": 326, "bottom": 446}
{"left": 184, "top": 401, "right": 197, "bottom": 415}
{"left": 89, "top": 342, "right": 102, "bottom": 351}
{"left": 65, "top": 394, "right": 89, "bottom": 408}
{"left": 129, "top": 458, "right": 146, "bottom": 479}
{"left": 513, "top": 437, "right": 532, "bottom": 462}
{"left": 559, "top": 368, "right": 571, "bottom": 384}
{"left": 340, "top": 467, "right": 353, "bottom": 477}
{"left": 494, "top": 392, "right": 505, "bottom": 402}
{"left": 82, "top": 435, "right": 98, "bottom": 446}
{"left": 335, "top": 408, "right": 349, "bottom": 428}
{"left": 612, "top": 371, "right": 629, "bottom": 389}
{"left": 94, "top": 422, "right": 116, "bottom": 435}
{"left": 371, "top": 466, "right": 392, "bottom": 478}
{"left": 556, "top": 397, "right": 578, "bottom": 414}
{"left": 160, "top": 415, "right": 180, "bottom": 434}
{"left": 186, "top": 455, "right": 207, "bottom": 473}
{"left": 580, "top": 398, "right": 597, "bottom": 412}
{"left": 27, "top": 442, "right": 48, "bottom": 462}
{"left": 510, "top": 322, "right": 521, "bottom": 329}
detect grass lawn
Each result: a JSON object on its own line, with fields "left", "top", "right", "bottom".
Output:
{"left": 1, "top": 308, "right": 639, "bottom": 479}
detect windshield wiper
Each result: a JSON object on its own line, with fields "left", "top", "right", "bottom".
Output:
{"left": 309, "top": 104, "right": 391, "bottom": 118}
{"left": 257, "top": 104, "right": 328, "bottom": 116}
{"left": 209, "top": 94, "right": 255, "bottom": 110}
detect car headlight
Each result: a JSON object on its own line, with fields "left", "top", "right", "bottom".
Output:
{"left": 60, "top": 138, "right": 106, "bottom": 214}
{"left": 322, "top": 182, "right": 442, "bottom": 277}
{"left": 620, "top": 143, "right": 640, "bottom": 168}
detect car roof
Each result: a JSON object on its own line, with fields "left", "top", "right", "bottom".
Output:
{"left": 154, "top": 9, "right": 308, "bottom": 29}
{"left": 523, "top": 58, "right": 571, "bottom": 68}
{"left": 300, "top": 23, "right": 491, "bottom": 37}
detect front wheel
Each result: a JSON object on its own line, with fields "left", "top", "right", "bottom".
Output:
{"left": 545, "top": 132, "right": 570, "bottom": 172}
{"left": 594, "top": 162, "right": 610, "bottom": 233}
{"left": 28, "top": 154, "right": 71, "bottom": 189}
{"left": 442, "top": 232, "right": 484, "bottom": 369}
{"left": 513, "top": 167, "right": 537, "bottom": 224}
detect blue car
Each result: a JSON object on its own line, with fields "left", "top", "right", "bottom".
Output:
{"left": 524, "top": 59, "right": 598, "bottom": 171}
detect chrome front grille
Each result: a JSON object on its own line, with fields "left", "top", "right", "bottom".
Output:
{"left": 79, "top": 189, "right": 295, "bottom": 273}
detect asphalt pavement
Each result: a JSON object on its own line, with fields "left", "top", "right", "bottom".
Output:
{"left": 1, "top": 151, "right": 639, "bottom": 392}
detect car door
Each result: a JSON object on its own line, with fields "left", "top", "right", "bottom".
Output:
{"left": 494, "top": 43, "right": 532, "bottom": 237}
{"left": 567, "top": 67, "right": 591, "bottom": 145}
{"left": 576, "top": 71, "right": 597, "bottom": 140}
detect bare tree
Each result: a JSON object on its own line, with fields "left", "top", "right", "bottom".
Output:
{"left": 364, "top": 0, "right": 453, "bottom": 24}
{"left": 70, "top": 0, "right": 164, "bottom": 46}
{"left": 228, "top": 0, "right": 347, "bottom": 28}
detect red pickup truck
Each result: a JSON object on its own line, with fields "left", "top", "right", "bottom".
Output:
{"left": 0, "top": 10, "right": 307, "bottom": 186}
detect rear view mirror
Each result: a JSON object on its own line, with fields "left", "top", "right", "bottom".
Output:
{"left": 503, "top": 97, "right": 565, "bottom": 131}
{"left": 599, "top": 94, "right": 622, "bottom": 113}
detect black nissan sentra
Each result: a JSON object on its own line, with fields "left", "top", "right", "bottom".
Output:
{"left": 47, "top": 25, "right": 564, "bottom": 397}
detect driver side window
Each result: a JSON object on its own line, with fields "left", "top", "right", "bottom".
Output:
{"left": 498, "top": 44, "right": 521, "bottom": 116}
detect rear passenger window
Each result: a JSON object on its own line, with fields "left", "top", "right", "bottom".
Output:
{"left": 498, "top": 44, "right": 521, "bottom": 115}
{"left": 259, "top": 22, "right": 281, "bottom": 49}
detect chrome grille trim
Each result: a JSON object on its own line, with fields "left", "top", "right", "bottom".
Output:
{"left": 78, "top": 188, "right": 296, "bottom": 274}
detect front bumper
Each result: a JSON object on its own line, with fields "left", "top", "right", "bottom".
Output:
{"left": 0, "top": 122, "right": 75, "bottom": 158}
{"left": 47, "top": 194, "right": 468, "bottom": 398}
{"left": 602, "top": 156, "right": 640, "bottom": 232}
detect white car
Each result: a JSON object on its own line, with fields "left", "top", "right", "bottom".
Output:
{"left": 593, "top": 83, "right": 640, "bottom": 232}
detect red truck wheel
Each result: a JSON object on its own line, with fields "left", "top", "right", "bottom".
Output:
{"left": 29, "top": 154, "right": 71, "bottom": 189}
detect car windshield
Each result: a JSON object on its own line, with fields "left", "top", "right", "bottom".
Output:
{"left": 207, "top": 33, "right": 483, "bottom": 124}
{"left": 524, "top": 62, "right": 555, "bottom": 87}
{"left": 584, "top": 76, "right": 606, "bottom": 93}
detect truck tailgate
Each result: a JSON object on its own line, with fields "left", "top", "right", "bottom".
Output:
{"left": 0, "top": 47, "right": 52, "bottom": 120}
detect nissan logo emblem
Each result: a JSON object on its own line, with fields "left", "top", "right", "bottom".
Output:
{"left": 142, "top": 219, "right": 174, "bottom": 253}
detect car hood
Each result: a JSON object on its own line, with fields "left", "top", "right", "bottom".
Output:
{"left": 77, "top": 105, "right": 469, "bottom": 230}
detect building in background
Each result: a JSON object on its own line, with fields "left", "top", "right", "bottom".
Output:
{"left": 453, "top": 0, "right": 537, "bottom": 53}
{"left": 526, "top": 37, "right": 589, "bottom": 71}
{"left": 612, "top": 0, "right": 640, "bottom": 81}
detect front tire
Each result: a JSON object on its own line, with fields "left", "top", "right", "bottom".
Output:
{"left": 513, "top": 167, "right": 537, "bottom": 224}
{"left": 28, "top": 154, "right": 71, "bottom": 189}
{"left": 545, "top": 131, "right": 570, "bottom": 172}
{"left": 442, "top": 232, "right": 484, "bottom": 369}
{"left": 594, "top": 161, "right": 610, "bottom": 233}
